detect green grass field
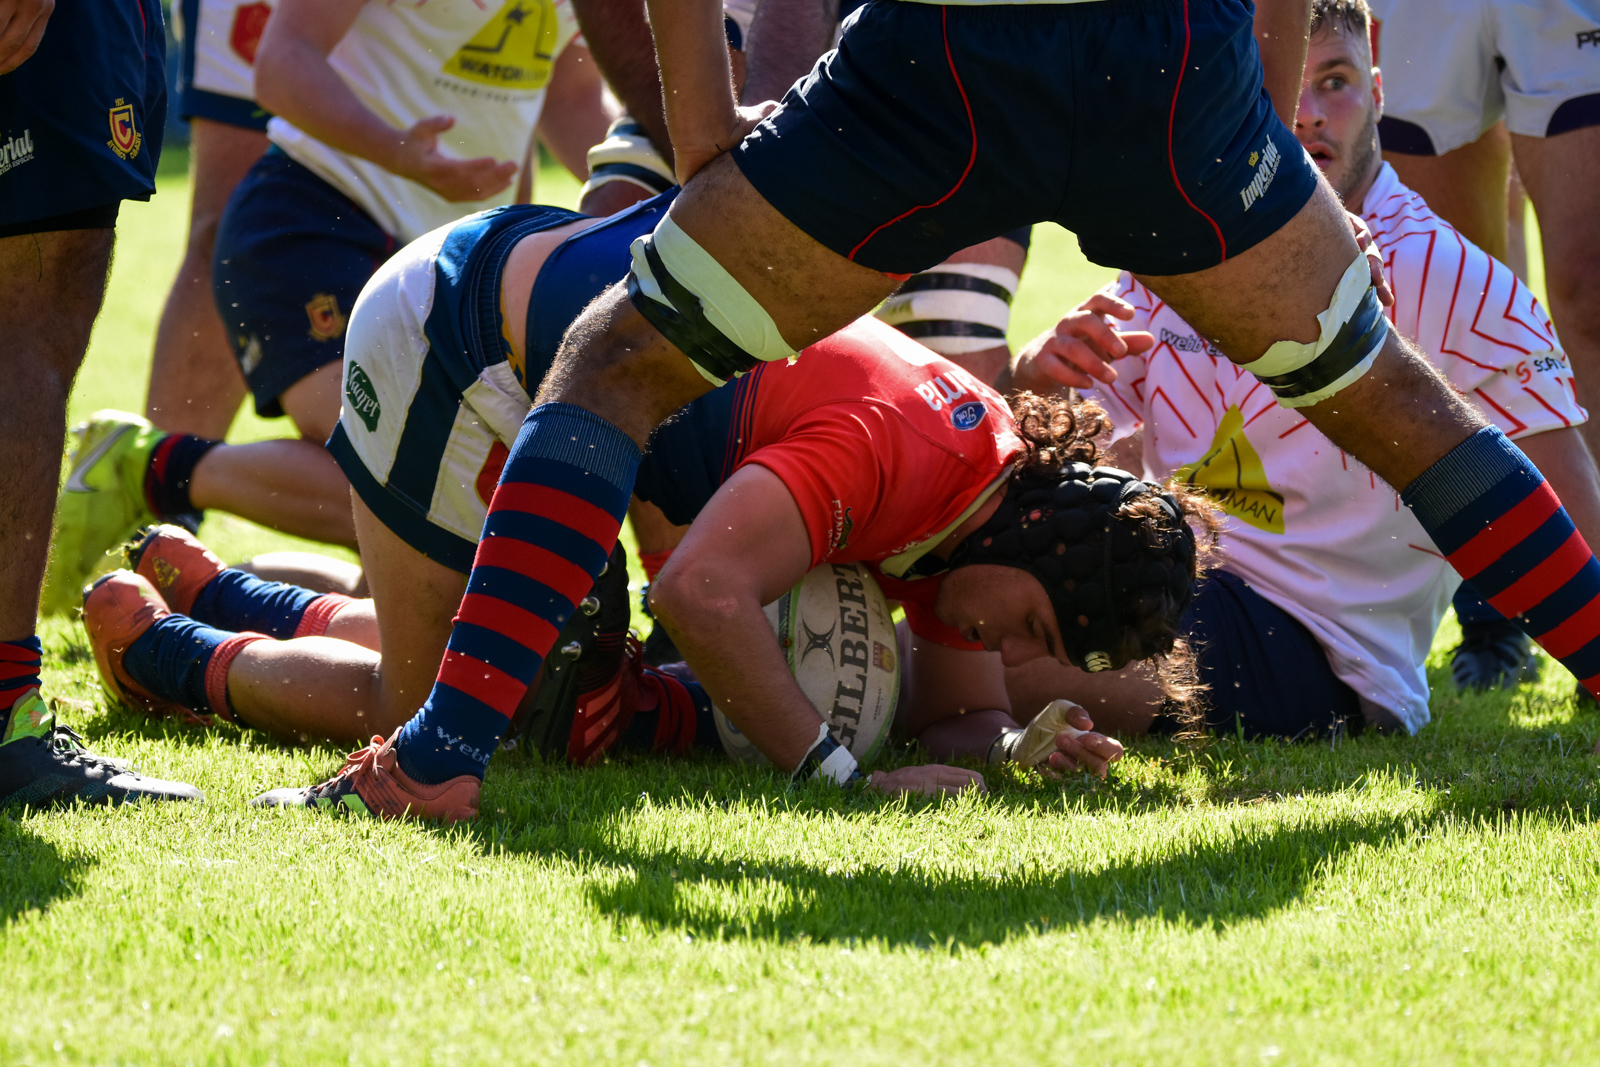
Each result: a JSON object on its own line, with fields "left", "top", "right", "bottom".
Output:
{"left": 5, "top": 150, "right": 1595, "bottom": 1066}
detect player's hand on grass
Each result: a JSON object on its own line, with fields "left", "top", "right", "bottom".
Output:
{"left": 1347, "top": 211, "right": 1394, "bottom": 308}
{"left": 1040, "top": 703, "right": 1124, "bottom": 779}
{"left": 0, "top": 0, "right": 51, "bottom": 75}
{"left": 392, "top": 115, "right": 518, "bottom": 202}
{"left": 674, "top": 101, "right": 778, "bottom": 185}
{"left": 868, "top": 764, "right": 986, "bottom": 796}
{"left": 1010, "top": 293, "right": 1155, "bottom": 393}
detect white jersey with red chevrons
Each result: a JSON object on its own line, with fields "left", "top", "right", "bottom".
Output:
{"left": 269, "top": 0, "right": 579, "bottom": 243}
{"left": 1087, "top": 163, "right": 1584, "bottom": 732}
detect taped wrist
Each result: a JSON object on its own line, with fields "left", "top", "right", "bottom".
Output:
{"left": 1240, "top": 252, "right": 1390, "bottom": 409}
{"left": 791, "top": 721, "right": 863, "bottom": 787}
{"left": 579, "top": 118, "right": 675, "bottom": 202}
{"left": 987, "top": 727, "right": 1024, "bottom": 765}
{"left": 627, "top": 216, "right": 798, "bottom": 387}
{"left": 877, "top": 264, "right": 1019, "bottom": 357}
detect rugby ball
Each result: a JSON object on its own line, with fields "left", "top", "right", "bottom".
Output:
{"left": 713, "top": 562, "right": 900, "bottom": 767}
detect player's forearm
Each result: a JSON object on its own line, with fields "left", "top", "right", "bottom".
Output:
{"left": 644, "top": 0, "right": 739, "bottom": 169}
{"left": 915, "top": 707, "right": 1017, "bottom": 762}
{"left": 652, "top": 590, "right": 828, "bottom": 770}
{"left": 254, "top": 36, "right": 409, "bottom": 174}
{"left": 741, "top": 0, "right": 836, "bottom": 103}
{"left": 569, "top": 0, "right": 673, "bottom": 165}
{"left": 537, "top": 45, "right": 614, "bottom": 180}
{"left": 1252, "top": 0, "right": 1310, "bottom": 129}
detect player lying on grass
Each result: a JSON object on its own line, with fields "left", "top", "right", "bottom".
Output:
{"left": 80, "top": 194, "right": 1209, "bottom": 817}
{"left": 1003, "top": 0, "right": 1600, "bottom": 741}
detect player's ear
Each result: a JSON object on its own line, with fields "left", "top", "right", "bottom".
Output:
{"left": 1371, "top": 68, "right": 1384, "bottom": 122}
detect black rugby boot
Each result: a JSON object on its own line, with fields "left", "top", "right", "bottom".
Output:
{"left": 0, "top": 688, "right": 202, "bottom": 809}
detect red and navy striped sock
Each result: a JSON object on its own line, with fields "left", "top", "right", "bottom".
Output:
{"left": 1403, "top": 427, "right": 1600, "bottom": 696}
{"left": 0, "top": 637, "right": 43, "bottom": 712}
{"left": 395, "top": 404, "right": 641, "bottom": 783}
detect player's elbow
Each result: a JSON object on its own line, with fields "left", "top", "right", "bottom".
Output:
{"left": 648, "top": 559, "right": 748, "bottom": 645}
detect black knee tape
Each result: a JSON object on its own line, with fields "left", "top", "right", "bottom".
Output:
{"left": 627, "top": 238, "right": 761, "bottom": 385}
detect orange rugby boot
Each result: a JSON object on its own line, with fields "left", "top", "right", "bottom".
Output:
{"left": 124, "top": 524, "right": 226, "bottom": 616}
{"left": 81, "top": 571, "right": 194, "bottom": 721}
{"left": 249, "top": 729, "right": 481, "bottom": 823}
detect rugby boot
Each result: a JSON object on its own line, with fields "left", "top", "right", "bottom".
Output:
{"left": 0, "top": 687, "right": 202, "bottom": 809}
{"left": 507, "top": 542, "right": 632, "bottom": 757}
{"left": 1451, "top": 617, "right": 1542, "bottom": 692}
{"left": 249, "top": 729, "right": 480, "bottom": 823}
{"left": 81, "top": 571, "right": 197, "bottom": 723}
{"left": 125, "top": 524, "right": 226, "bottom": 616}
{"left": 43, "top": 411, "right": 165, "bottom": 616}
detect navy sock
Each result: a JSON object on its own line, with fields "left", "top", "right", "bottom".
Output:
{"left": 190, "top": 570, "right": 321, "bottom": 639}
{"left": 1403, "top": 427, "right": 1600, "bottom": 696}
{"left": 1451, "top": 583, "right": 1511, "bottom": 629}
{"left": 144, "top": 434, "right": 221, "bottom": 525}
{"left": 121, "top": 616, "right": 232, "bottom": 716}
{"left": 395, "top": 404, "right": 640, "bottom": 784}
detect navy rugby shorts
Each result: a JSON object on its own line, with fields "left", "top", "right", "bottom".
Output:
{"left": 0, "top": 0, "right": 166, "bottom": 234}
{"left": 213, "top": 150, "right": 396, "bottom": 417}
{"left": 734, "top": 0, "right": 1317, "bottom": 276}
{"left": 1150, "top": 569, "right": 1368, "bottom": 741}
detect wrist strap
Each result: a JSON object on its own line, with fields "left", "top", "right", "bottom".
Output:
{"left": 791, "top": 722, "right": 863, "bottom": 787}
{"left": 987, "top": 727, "right": 1024, "bottom": 765}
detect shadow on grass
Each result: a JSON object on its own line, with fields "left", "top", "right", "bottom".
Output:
{"left": 0, "top": 820, "right": 93, "bottom": 925}
{"left": 572, "top": 807, "right": 1417, "bottom": 946}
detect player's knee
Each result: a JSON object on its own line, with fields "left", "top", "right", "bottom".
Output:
{"left": 1240, "top": 252, "right": 1389, "bottom": 409}
{"left": 625, "top": 215, "right": 797, "bottom": 387}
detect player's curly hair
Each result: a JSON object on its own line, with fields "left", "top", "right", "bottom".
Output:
{"left": 969, "top": 392, "right": 1222, "bottom": 723}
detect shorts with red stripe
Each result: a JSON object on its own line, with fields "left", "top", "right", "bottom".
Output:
{"left": 733, "top": 0, "right": 1318, "bottom": 276}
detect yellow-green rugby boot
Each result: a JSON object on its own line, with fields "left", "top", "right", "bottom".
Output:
{"left": 41, "top": 411, "right": 165, "bottom": 616}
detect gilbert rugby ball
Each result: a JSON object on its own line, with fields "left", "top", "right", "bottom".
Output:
{"left": 713, "top": 562, "right": 900, "bottom": 767}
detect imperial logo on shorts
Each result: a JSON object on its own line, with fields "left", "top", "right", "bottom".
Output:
{"left": 345, "top": 363, "right": 382, "bottom": 432}
{"left": 107, "top": 100, "right": 141, "bottom": 161}
{"left": 1238, "top": 139, "right": 1283, "bottom": 212}
{"left": 0, "top": 130, "right": 34, "bottom": 177}
{"left": 950, "top": 400, "right": 987, "bottom": 431}
{"left": 305, "top": 293, "right": 347, "bottom": 341}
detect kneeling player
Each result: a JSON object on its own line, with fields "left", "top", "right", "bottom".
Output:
{"left": 80, "top": 196, "right": 1207, "bottom": 816}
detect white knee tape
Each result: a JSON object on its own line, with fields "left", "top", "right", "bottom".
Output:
{"left": 876, "top": 263, "right": 1019, "bottom": 356}
{"left": 629, "top": 215, "right": 797, "bottom": 386}
{"left": 1240, "top": 252, "right": 1389, "bottom": 409}
{"left": 578, "top": 118, "right": 675, "bottom": 201}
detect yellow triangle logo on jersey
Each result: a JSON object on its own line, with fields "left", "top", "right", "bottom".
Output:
{"left": 443, "top": 0, "right": 561, "bottom": 90}
{"left": 1175, "top": 404, "right": 1286, "bottom": 533}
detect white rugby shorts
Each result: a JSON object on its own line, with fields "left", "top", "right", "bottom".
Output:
{"left": 1371, "top": 0, "right": 1600, "bottom": 153}
{"left": 334, "top": 224, "right": 532, "bottom": 570}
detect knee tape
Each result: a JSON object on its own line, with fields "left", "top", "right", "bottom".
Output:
{"left": 627, "top": 215, "right": 797, "bottom": 386}
{"left": 1240, "top": 252, "right": 1390, "bottom": 409}
{"left": 578, "top": 118, "right": 676, "bottom": 202}
{"left": 875, "top": 263, "right": 1019, "bottom": 356}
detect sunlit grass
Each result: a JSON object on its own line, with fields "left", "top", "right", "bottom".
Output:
{"left": 3, "top": 150, "right": 1591, "bottom": 1066}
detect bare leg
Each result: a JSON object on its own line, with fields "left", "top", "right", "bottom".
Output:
{"left": 546, "top": 153, "right": 899, "bottom": 438}
{"left": 235, "top": 553, "right": 367, "bottom": 597}
{"left": 629, "top": 498, "right": 686, "bottom": 559}
{"left": 1511, "top": 126, "right": 1600, "bottom": 466}
{"left": 189, "top": 438, "right": 356, "bottom": 545}
{"left": 0, "top": 228, "right": 114, "bottom": 638}
{"left": 186, "top": 362, "right": 355, "bottom": 544}
{"left": 224, "top": 493, "right": 462, "bottom": 740}
{"left": 146, "top": 119, "right": 264, "bottom": 438}
{"left": 1136, "top": 181, "right": 1482, "bottom": 490}
{"left": 1506, "top": 163, "right": 1529, "bottom": 282}
{"left": 1383, "top": 121, "right": 1512, "bottom": 261}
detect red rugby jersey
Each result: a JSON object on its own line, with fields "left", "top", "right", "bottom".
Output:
{"left": 731, "top": 317, "right": 1023, "bottom": 648}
